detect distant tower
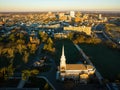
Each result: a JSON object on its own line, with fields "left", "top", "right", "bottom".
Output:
{"left": 70, "top": 11, "right": 75, "bottom": 18}
{"left": 99, "top": 14, "right": 102, "bottom": 19}
{"left": 60, "top": 45, "right": 66, "bottom": 71}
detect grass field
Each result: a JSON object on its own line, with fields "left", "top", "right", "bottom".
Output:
{"left": 79, "top": 43, "right": 120, "bottom": 81}
{"left": 54, "top": 39, "right": 83, "bottom": 65}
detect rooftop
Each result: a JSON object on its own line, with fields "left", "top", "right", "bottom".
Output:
{"left": 66, "top": 64, "right": 94, "bottom": 70}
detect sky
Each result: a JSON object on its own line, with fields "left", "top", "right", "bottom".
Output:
{"left": 0, "top": 0, "right": 120, "bottom": 12}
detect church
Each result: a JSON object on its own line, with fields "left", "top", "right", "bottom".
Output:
{"left": 57, "top": 46, "right": 95, "bottom": 83}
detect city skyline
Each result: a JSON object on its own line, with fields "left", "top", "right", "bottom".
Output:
{"left": 0, "top": 0, "right": 120, "bottom": 12}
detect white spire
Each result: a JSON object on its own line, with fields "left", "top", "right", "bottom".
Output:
{"left": 62, "top": 45, "right": 64, "bottom": 57}
{"left": 60, "top": 45, "right": 66, "bottom": 61}
{"left": 60, "top": 45, "right": 66, "bottom": 71}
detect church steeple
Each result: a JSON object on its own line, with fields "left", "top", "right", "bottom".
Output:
{"left": 60, "top": 45, "right": 66, "bottom": 71}
{"left": 60, "top": 45, "right": 66, "bottom": 62}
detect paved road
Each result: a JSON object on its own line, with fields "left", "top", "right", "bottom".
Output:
{"left": 17, "top": 43, "right": 45, "bottom": 88}
{"left": 16, "top": 57, "right": 64, "bottom": 90}
{"left": 26, "top": 43, "right": 44, "bottom": 68}
{"left": 39, "top": 58, "right": 64, "bottom": 90}
{"left": 96, "top": 33, "right": 108, "bottom": 41}
{"left": 16, "top": 42, "right": 65, "bottom": 90}
{"left": 95, "top": 23, "right": 120, "bottom": 46}
{"left": 103, "top": 30, "right": 120, "bottom": 46}
{"left": 17, "top": 79, "right": 27, "bottom": 88}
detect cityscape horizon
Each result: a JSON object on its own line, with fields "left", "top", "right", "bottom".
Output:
{"left": 0, "top": 0, "right": 120, "bottom": 90}
{"left": 0, "top": 10, "right": 120, "bottom": 13}
{"left": 0, "top": 0, "right": 120, "bottom": 12}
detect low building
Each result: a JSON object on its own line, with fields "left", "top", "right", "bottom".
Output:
{"left": 54, "top": 33, "right": 67, "bottom": 39}
{"left": 33, "top": 60, "right": 45, "bottom": 67}
{"left": 29, "top": 31, "right": 40, "bottom": 44}
{"left": 64, "top": 26, "right": 92, "bottom": 35}
{"left": 29, "top": 36, "right": 40, "bottom": 44}
{"left": 70, "top": 11, "right": 75, "bottom": 18}
{"left": 57, "top": 46, "right": 95, "bottom": 84}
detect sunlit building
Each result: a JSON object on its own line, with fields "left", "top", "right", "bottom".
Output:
{"left": 98, "top": 14, "right": 102, "bottom": 19}
{"left": 70, "top": 11, "right": 75, "bottom": 18}
{"left": 64, "top": 26, "right": 92, "bottom": 35}
{"left": 57, "top": 46, "right": 95, "bottom": 83}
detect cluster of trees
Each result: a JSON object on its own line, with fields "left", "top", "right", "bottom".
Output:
{"left": 108, "top": 18, "right": 120, "bottom": 26}
{"left": 114, "top": 18, "right": 120, "bottom": 26}
{"left": 43, "top": 17, "right": 57, "bottom": 23}
{"left": 0, "top": 63, "right": 14, "bottom": 80}
{"left": 104, "top": 24, "right": 120, "bottom": 50}
{"left": 0, "top": 31, "right": 40, "bottom": 74}
{"left": 105, "top": 24, "right": 115, "bottom": 37}
{"left": 73, "top": 33, "right": 101, "bottom": 44}
{"left": 43, "top": 37, "right": 55, "bottom": 53}
{"left": 67, "top": 32, "right": 74, "bottom": 40}
{"left": 103, "top": 40, "right": 118, "bottom": 49}
{"left": 39, "top": 31, "right": 55, "bottom": 54}
{"left": 22, "top": 69, "right": 39, "bottom": 80}
{"left": 39, "top": 31, "right": 48, "bottom": 43}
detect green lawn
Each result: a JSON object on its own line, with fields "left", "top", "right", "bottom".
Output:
{"left": 79, "top": 44, "right": 120, "bottom": 81}
{"left": 54, "top": 39, "right": 83, "bottom": 65}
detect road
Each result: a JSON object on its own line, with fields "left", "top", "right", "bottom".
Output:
{"left": 16, "top": 41, "right": 65, "bottom": 90}
{"left": 94, "top": 23, "right": 120, "bottom": 47}
{"left": 17, "top": 43, "right": 45, "bottom": 88}
{"left": 26, "top": 43, "right": 44, "bottom": 68}
{"left": 96, "top": 33, "right": 108, "bottom": 41}
{"left": 39, "top": 58, "right": 64, "bottom": 90}
{"left": 103, "top": 30, "right": 120, "bottom": 46}
{"left": 15, "top": 57, "right": 64, "bottom": 90}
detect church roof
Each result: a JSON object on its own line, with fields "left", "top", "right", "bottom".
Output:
{"left": 66, "top": 64, "right": 94, "bottom": 70}
{"left": 86, "top": 65, "right": 94, "bottom": 70}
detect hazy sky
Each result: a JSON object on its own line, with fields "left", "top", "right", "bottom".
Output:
{"left": 0, "top": 0, "right": 120, "bottom": 12}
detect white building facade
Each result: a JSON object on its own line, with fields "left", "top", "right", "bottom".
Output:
{"left": 70, "top": 11, "right": 75, "bottom": 18}
{"left": 57, "top": 46, "right": 95, "bottom": 83}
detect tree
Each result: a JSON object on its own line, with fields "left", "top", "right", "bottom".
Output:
{"left": 30, "top": 69, "right": 39, "bottom": 75}
{"left": 6, "top": 63, "right": 14, "bottom": 78}
{"left": 19, "top": 33, "right": 24, "bottom": 39}
{"left": 105, "top": 40, "right": 117, "bottom": 49}
{"left": 23, "top": 51, "right": 29, "bottom": 63}
{"left": 7, "top": 48, "right": 14, "bottom": 58}
{"left": 44, "top": 83, "right": 49, "bottom": 90}
{"left": 39, "top": 31, "right": 48, "bottom": 42}
{"left": 22, "top": 70, "right": 31, "bottom": 80}
{"left": 43, "top": 37, "right": 55, "bottom": 53}
{"left": 22, "top": 69, "right": 39, "bottom": 80}
{"left": 0, "top": 37, "right": 3, "bottom": 42}
{"left": 0, "top": 67, "right": 6, "bottom": 78}
{"left": 16, "top": 44, "right": 23, "bottom": 54}
{"left": 30, "top": 44, "right": 37, "bottom": 53}
{"left": 47, "top": 37, "right": 53, "bottom": 44}
{"left": 9, "top": 33, "right": 15, "bottom": 42}
{"left": 68, "top": 32, "right": 73, "bottom": 40}
{"left": 16, "top": 39, "right": 25, "bottom": 44}
{"left": 0, "top": 63, "right": 14, "bottom": 80}
{"left": 0, "top": 46, "right": 3, "bottom": 55}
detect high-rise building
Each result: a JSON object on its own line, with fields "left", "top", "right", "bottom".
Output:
{"left": 70, "top": 11, "right": 75, "bottom": 18}
{"left": 98, "top": 14, "right": 102, "bottom": 19}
